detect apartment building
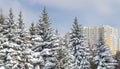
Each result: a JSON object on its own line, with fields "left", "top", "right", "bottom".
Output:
{"left": 84, "top": 25, "right": 119, "bottom": 55}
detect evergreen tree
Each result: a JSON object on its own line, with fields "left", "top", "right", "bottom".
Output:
{"left": 0, "top": 8, "right": 30, "bottom": 69}
{"left": 93, "top": 38, "right": 117, "bottom": 69}
{"left": 0, "top": 8, "right": 24, "bottom": 69}
{"left": 55, "top": 37, "right": 76, "bottom": 69}
{"left": 6, "top": 8, "right": 17, "bottom": 41}
{"left": 17, "top": 10, "right": 44, "bottom": 69}
{"left": 29, "top": 22, "right": 36, "bottom": 35}
{"left": 69, "top": 17, "right": 91, "bottom": 69}
{"left": 32, "top": 7, "right": 59, "bottom": 69}
{"left": 35, "top": 7, "right": 52, "bottom": 42}
{"left": 17, "top": 11, "right": 27, "bottom": 40}
{"left": 0, "top": 10, "right": 8, "bottom": 68}
{"left": 7, "top": 8, "right": 14, "bottom": 26}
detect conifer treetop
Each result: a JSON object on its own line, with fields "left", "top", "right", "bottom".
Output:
{"left": 8, "top": 8, "right": 14, "bottom": 25}
{"left": 36, "top": 7, "right": 53, "bottom": 42}
{"left": 41, "top": 7, "right": 50, "bottom": 25}
{"left": 71, "top": 17, "right": 83, "bottom": 38}
{"left": 18, "top": 11, "right": 24, "bottom": 29}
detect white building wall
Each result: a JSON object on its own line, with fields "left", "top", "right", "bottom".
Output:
{"left": 83, "top": 25, "right": 119, "bottom": 54}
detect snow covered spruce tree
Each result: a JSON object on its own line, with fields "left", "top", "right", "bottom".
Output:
{"left": 69, "top": 17, "right": 91, "bottom": 69}
{"left": 0, "top": 8, "right": 25, "bottom": 69}
{"left": 17, "top": 10, "right": 44, "bottom": 69}
{"left": 0, "top": 10, "right": 7, "bottom": 69}
{"left": 17, "top": 11, "right": 28, "bottom": 39}
{"left": 0, "top": 8, "right": 38, "bottom": 69}
{"left": 32, "top": 7, "right": 59, "bottom": 69}
{"left": 93, "top": 38, "right": 117, "bottom": 69}
{"left": 0, "top": 10, "right": 5, "bottom": 42}
{"left": 55, "top": 37, "right": 76, "bottom": 69}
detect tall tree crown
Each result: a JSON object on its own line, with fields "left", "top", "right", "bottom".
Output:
{"left": 18, "top": 11, "right": 24, "bottom": 29}
{"left": 8, "top": 8, "right": 14, "bottom": 25}
{"left": 71, "top": 17, "right": 83, "bottom": 38}
{"left": 42, "top": 7, "right": 50, "bottom": 25}
{"left": 36, "top": 7, "right": 53, "bottom": 41}
{"left": 69, "top": 17, "right": 92, "bottom": 69}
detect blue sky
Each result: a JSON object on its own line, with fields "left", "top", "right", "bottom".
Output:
{"left": 0, "top": 0, "right": 120, "bottom": 35}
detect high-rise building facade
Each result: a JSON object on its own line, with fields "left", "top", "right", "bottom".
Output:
{"left": 118, "top": 38, "right": 120, "bottom": 51}
{"left": 84, "top": 25, "right": 119, "bottom": 55}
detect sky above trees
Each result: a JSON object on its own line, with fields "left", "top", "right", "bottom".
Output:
{"left": 0, "top": 0, "right": 120, "bottom": 35}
